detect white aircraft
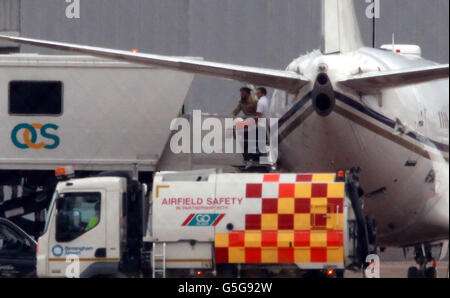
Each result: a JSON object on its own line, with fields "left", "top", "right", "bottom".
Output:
{"left": 0, "top": 0, "right": 448, "bottom": 278}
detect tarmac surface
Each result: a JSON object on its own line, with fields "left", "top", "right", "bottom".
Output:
{"left": 345, "top": 261, "right": 449, "bottom": 278}
{"left": 345, "top": 248, "right": 449, "bottom": 278}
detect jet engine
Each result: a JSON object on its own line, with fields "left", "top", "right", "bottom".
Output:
{"left": 312, "top": 73, "right": 335, "bottom": 117}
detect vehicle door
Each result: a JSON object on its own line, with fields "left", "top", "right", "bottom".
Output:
{"left": 0, "top": 221, "right": 36, "bottom": 278}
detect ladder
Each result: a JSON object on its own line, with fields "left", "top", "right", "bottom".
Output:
{"left": 152, "top": 242, "right": 167, "bottom": 278}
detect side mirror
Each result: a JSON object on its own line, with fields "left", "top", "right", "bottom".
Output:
{"left": 142, "top": 184, "right": 150, "bottom": 197}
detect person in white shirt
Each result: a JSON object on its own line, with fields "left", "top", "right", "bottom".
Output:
{"left": 256, "top": 87, "right": 270, "bottom": 121}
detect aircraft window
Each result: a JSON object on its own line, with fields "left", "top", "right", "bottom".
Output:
{"left": 56, "top": 192, "right": 101, "bottom": 242}
{"left": 9, "top": 81, "right": 63, "bottom": 115}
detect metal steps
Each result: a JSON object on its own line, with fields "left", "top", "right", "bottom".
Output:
{"left": 152, "top": 242, "right": 167, "bottom": 278}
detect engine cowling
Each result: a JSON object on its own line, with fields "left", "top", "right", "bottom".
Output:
{"left": 312, "top": 73, "right": 335, "bottom": 117}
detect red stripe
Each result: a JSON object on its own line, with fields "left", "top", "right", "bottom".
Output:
{"left": 263, "top": 174, "right": 280, "bottom": 182}
{"left": 182, "top": 214, "right": 196, "bottom": 226}
{"left": 212, "top": 214, "right": 225, "bottom": 226}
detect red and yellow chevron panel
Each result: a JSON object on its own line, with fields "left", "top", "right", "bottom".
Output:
{"left": 215, "top": 173, "right": 346, "bottom": 265}
{"left": 215, "top": 230, "right": 344, "bottom": 264}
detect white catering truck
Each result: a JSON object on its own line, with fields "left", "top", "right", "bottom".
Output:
{"left": 0, "top": 54, "right": 194, "bottom": 237}
{"left": 36, "top": 167, "right": 372, "bottom": 278}
{"left": 0, "top": 54, "right": 194, "bottom": 172}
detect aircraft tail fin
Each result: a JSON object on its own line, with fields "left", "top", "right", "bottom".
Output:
{"left": 322, "top": 0, "right": 364, "bottom": 54}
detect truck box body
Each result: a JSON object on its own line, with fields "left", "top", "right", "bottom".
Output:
{"left": 0, "top": 54, "right": 195, "bottom": 172}
{"left": 149, "top": 172, "right": 350, "bottom": 270}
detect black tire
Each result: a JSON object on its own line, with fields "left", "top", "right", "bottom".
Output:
{"left": 366, "top": 214, "right": 377, "bottom": 246}
{"left": 425, "top": 267, "right": 437, "bottom": 278}
{"left": 335, "top": 269, "right": 345, "bottom": 278}
{"left": 407, "top": 266, "right": 419, "bottom": 278}
{"left": 347, "top": 187, "right": 369, "bottom": 265}
{"left": 216, "top": 264, "right": 238, "bottom": 278}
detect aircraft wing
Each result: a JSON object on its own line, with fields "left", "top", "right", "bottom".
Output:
{"left": 339, "top": 64, "right": 449, "bottom": 93}
{"left": 0, "top": 35, "right": 309, "bottom": 93}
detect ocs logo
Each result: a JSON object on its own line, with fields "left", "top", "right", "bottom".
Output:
{"left": 11, "top": 123, "right": 60, "bottom": 150}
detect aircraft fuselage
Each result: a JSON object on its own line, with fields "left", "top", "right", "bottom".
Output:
{"left": 274, "top": 47, "right": 449, "bottom": 247}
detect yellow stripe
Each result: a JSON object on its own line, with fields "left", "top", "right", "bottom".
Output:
{"left": 50, "top": 258, "right": 210, "bottom": 263}
{"left": 154, "top": 259, "right": 212, "bottom": 263}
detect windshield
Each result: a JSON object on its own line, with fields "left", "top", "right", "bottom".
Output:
{"left": 55, "top": 192, "right": 101, "bottom": 242}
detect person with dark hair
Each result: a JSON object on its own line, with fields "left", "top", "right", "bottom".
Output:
{"left": 232, "top": 87, "right": 258, "bottom": 168}
{"left": 257, "top": 87, "right": 267, "bottom": 96}
{"left": 231, "top": 87, "right": 257, "bottom": 117}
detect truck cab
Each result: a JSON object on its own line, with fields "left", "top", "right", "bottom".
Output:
{"left": 0, "top": 218, "right": 36, "bottom": 278}
{"left": 37, "top": 171, "right": 130, "bottom": 277}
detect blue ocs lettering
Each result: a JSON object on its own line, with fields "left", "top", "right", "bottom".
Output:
{"left": 41, "top": 124, "right": 60, "bottom": 149}
{"left": 11, "top": 123, "right": 60, "bottom": 150}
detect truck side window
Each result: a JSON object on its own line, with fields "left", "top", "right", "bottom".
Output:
{"left": 56, "top": 193, "right": 101, "bottom": 242}
{"left": 9, "top": 81, "right": 63, "bottom": 115}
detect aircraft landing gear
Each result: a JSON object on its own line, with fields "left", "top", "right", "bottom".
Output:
{"left": 407, "top": 244, "right": 437, "bottom": 278}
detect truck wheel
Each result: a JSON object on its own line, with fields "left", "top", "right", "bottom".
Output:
{"left": 366, "top": 214, "right": 377, "bottom": 247}
{"left": 216, "top": 264, "right": 238, "bottom": 278}
{"left": 335, "top": 269, "right": 345, "bottom": 278}
{"left": 425, "top": 267, "right": 437, "bottom": 278}
{"left": 407, "top": 267, "right": 419, "bottom": 278}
